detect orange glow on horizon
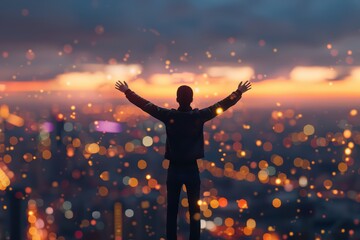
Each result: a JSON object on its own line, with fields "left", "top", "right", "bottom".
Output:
{"left": 1, "top": 65, "right": 360, "bottom": 106}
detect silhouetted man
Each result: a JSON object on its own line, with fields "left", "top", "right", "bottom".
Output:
{"left": 115, "top": 80, "right": 251, "bottom": 240}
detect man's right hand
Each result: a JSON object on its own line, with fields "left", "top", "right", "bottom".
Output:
{"left": 115, "top": 80, "right": 129, "bottom": 93}
{"left": 238, "top": 81, "right": 252, "bottom": 93}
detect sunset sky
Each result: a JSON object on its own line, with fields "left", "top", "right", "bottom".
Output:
{"left": 1, "top": 0, "right": 360, "bottom": 105}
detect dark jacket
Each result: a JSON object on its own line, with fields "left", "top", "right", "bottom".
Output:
{"left": 125, "top": 89, "right": 242, "bottom": 165}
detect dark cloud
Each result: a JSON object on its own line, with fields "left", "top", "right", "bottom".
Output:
{"left": 1, "top": 0, "right": 360, "bottom": 80}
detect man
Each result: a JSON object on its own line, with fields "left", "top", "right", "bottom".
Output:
{"left": 115, "top": 80, "right": 251, "bottom": 240}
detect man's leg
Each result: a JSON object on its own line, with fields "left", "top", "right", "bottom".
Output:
{"left": 185, "top": 174, "right": 201, "bottom": 240}
{"left": 167, "top": 171, "right": 182, "bottom": 240}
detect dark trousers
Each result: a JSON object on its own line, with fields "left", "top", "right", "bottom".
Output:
{"left": 166, "top": 164, "right": 201, "bottom": 240}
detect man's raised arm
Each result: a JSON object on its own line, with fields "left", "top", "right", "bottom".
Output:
{"left": 199, "top": 81, "right": 252, "bottom": 122}
{"left": 115, "top": 81, "right": 169, "bottom": 121}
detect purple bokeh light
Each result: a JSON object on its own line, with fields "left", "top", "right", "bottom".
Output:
{"left": 91, "top": 121, "right": 122, "bottom": 133}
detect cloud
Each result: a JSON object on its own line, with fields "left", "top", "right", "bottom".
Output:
{"left": 82, "top": 64, "right": 142, "bottom": 78}
{"left": 206, "top": 66, "right": 254, "bottom": 81}
{"left": 290, "top": 66, "right": 337, "bottom": 83}
{"left": 347, "top": 67, "right": 360, "bottom": 83}
{"left": 149, "top": 72, "right": 196, "bottom": 85}
{"left": 53, "top": 64, "right": 142, "bottom": 90}
{"left": 54, "top": 72, "right": 111, "bottom": 90}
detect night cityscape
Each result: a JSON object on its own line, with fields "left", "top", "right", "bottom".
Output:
{"left": 0, "top": 97, "right": 359, "bottom": 239}
{"left": 1, "top": 1, "right": 360, "bottom": 239}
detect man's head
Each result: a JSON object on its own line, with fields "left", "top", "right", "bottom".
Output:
{"left": 176, "top": 85, "right": 193, "bottom": 106}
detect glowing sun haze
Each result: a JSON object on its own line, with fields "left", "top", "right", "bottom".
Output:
{"left": 1, "top": 64, "right": 359, "bottom": 107}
